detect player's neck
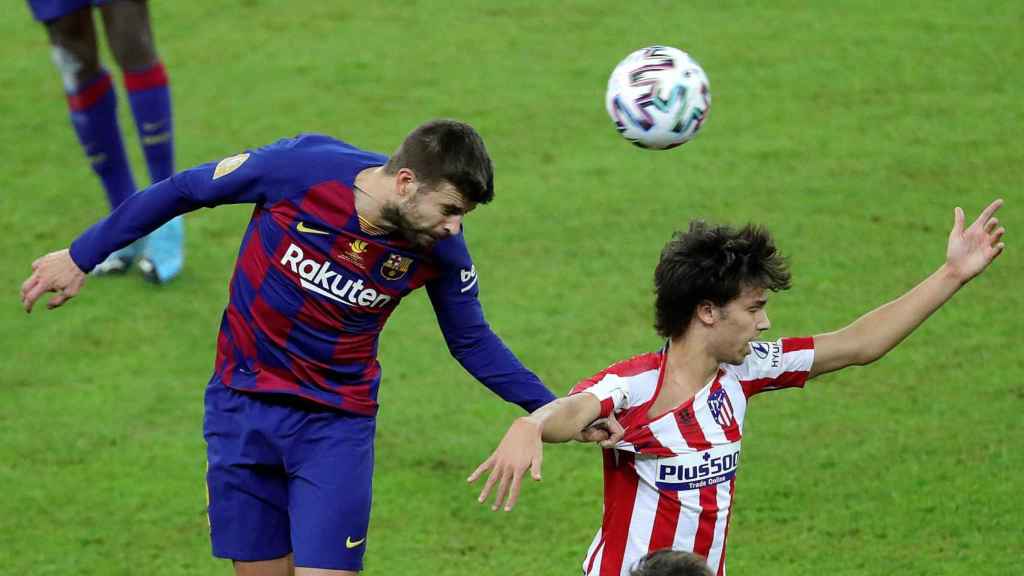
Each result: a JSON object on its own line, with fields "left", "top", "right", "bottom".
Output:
{"left": 663, "top": 336, "right": 720, "bottom": 394}
{"left": 353, "top": 167, "right": 397, "bottom": 233}
{"left": 646, "top": 337, "right": 718, "bottom": 418}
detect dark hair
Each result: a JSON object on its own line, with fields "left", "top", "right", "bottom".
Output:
{"left": 383, "top": 119, "right": 494, "bottom": 204}
{"left": 630, "top": 549, "right": 714, "bottom": 576}
{"left": 654, "top": 221, "right": 791, "bottom": 339}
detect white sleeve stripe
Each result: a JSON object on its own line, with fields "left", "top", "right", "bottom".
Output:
{"left": 783, "top": 348, "right": 814, "bottom": 373}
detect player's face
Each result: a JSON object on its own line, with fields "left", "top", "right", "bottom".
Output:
{"left": 714, "top": 285, "right": 771, "bottom": 365}
{"left": 387, "top": 180, "right": 476, "bottom": 248}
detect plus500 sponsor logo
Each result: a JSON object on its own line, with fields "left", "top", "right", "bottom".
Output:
{"left": 655, "top": 449, "right": 741, "bottom": 491}
{"left": 280, "top": 243, "right": 392, "bottom": 308}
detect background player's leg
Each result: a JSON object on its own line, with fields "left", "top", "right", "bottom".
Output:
{"left": 295, "top": 567, "right": 358, "bottom": 575}
{"left": 43, "top": 6, "right": 140, "bottom": 273}
{"left": 234, "top": 554, "right": 294, "bottom": 576}
{"left": 100, "top": 0, "right": 184, "bottom": 283}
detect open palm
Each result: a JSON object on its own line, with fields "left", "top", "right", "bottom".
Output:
{"left": 946, "top": 199, "right": 1006, "bottom": 282}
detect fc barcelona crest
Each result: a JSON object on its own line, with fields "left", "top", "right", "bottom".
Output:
{"left": 380, "top": 253, "right": 412, "bottom": 280}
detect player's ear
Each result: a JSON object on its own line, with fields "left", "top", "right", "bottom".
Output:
{"left": 395, "top": 168, "right": 417, "bottom": 199}
{"left": 695, "top": 300, "right": 717, "bottom": 326}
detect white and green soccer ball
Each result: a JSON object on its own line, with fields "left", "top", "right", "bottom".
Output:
{"left": 605, "top": 45, "right": 711, "bottom": 150}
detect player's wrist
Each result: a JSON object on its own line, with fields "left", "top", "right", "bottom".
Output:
{"left": 61, "top": 249, "right": 86, "bottom": 276}
{"left": 937, "top": 262, "right": 970, "bottom": 287}
{"left": 517, "top": 415, "right": 543, "bottom": 431}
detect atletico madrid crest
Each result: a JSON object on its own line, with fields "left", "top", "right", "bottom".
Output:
{"left": 707, "top": 388, "right": 735, "bottom": 428}
{"left": 380, "top": 253, "right": 412, "bottom": 280}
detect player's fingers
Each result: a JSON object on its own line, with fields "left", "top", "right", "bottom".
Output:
{"left": 983, "top": 217, "right": 999, "bottom": 234}
{"left": 578, "top": 427, "right": 608, "bottom": 443}
{"left": 476, "top": 466, "right": 499, "bottom": 503}
{"left": 952, "top": 206, "right": 965, "bottom": 235}
{"left": 599, "top": 414, "right": 625, "bottom": 448}
{"left": 492, "top": 469, "right": 511, "bottom": 511}
{"left": 47, "top": 291, "right": 70, "bottom": 310}
{"left": 22, "top": 281, "right": 53, "bottom": 314}
{"left": 973, "top": 199, "right": 1003, "bottom": 229}
{"left": 991, "top": 227, "right": 1006, "bottom": 245}
{"left": 607, "top": 416, "right": 625, "bottom": 442}
{"left": 530, "top": 454, "right": 543, "bottom": 481}
{"left": 31, "top": 257, "right": 43, "bottom": 270}
{"left": 467, "top": 456, "right": 494, "bottom": 483}
{"left": 505, "top": 470, "right": 524, "bottom": 511}
{"left": 21, "top": 273, "right": 40, "bottom": 299}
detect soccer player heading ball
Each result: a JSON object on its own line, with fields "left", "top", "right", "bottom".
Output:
{"left": 22, "top": 119, "right": 627, "bottom": 575}
{"left": 470, "top": 200, "right": 1006, "bottom": 575}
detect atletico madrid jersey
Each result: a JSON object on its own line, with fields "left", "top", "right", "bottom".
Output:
{"left": 570, "top": 337, "right": 815, "bottom": 576}
{"left": 69, "top": 134, "right": 555, "bottom": 416}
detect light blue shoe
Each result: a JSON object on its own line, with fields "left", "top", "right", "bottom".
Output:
{"left": 91, "top": 240, "right": 145, "bottom": 276}
{"left": 138, "top": 216, "right": 185, "bottom": 284}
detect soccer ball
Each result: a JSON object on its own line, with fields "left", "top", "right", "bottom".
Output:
{"left": 605, "top": 46, "right": 711, "bottom": 150}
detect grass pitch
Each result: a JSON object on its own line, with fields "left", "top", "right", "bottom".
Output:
{"left": 1, "top": 1, "right": 1021, "bottom": 574}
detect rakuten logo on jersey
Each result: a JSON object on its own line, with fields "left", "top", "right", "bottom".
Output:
{"left": 280, "top": 244, "right": 392, "bottom": 308}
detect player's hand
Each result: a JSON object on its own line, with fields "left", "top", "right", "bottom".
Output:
{"left": 21, "top": 249, "right": 87, "bottom": 313}
{"left": 575, "top": 412, "right": 625, "bottom": 448}
{"left": 945, "top": 199, "right": 1006, "bottom": 283}
{"left": 467, "top": 417, "right": 543, "bottom": 512}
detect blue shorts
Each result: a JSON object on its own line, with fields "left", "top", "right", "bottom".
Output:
{"left": 27, "top": 0, "right": 113, "bottom": 22}
{"left": 204, "top": 380, "right": 376, "bottom": 571}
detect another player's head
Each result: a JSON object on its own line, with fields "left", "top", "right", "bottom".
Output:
{"left": 381, "top": 119, "right": 494, "bottom": 247}
{"left": 629, "top": 549, "right": 713, "bottom": 576}
{"left": 654, "top": 221, "right": 791, "bottom": 364}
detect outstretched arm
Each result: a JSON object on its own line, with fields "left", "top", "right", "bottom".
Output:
{"left": 427, "top": 237, "right": 556, "bottom": 412}
{"left": 467, "top": 392, "right": 608, "bottom": 512}
{"left": 19, "top": 149, "right": 277, "bottom": 313}
{"left": 810, "top": 199, "right": 1006, "bottom": 378}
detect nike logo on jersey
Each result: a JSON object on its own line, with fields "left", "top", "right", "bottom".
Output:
{"left": 459, "top": 265, "right": 478, "bottom": 293}
{"left": 345, "top": 536, "right": 366, "bottom": 549}
{"left": 296, "top": 221, "right": 330, "bottom": 235}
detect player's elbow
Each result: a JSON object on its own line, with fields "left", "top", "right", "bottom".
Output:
{"left": 828, "top": 328, "right": 889, "bottom": 368}
{"left": 849, "top": 344, "right": 889, "bottom": 367}
{"left": 443, "top": 332, "right": 484, "bottom": 360}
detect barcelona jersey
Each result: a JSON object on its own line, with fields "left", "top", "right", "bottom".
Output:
{"left": 70, "top": 134, "right": 555, "bottom": 416}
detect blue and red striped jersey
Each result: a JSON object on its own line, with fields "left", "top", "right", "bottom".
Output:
{"left": 70, "top": 134, "right": 555, "bottom": 416}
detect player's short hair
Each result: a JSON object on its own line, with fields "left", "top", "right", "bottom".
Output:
{"left": 384, "top": 119, "right": 495, "bottom": 204}
{"left": 629, "top": 549, "right": 713, "bottom": 576}
{"left": 654, "top": 221, "right": 791, "bottom": 339}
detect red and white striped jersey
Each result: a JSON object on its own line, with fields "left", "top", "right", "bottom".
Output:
{"left": 570, "top": 337, "right": 815, "bottom": 576}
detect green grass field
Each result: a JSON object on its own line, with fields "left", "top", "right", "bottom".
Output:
{"left": 2, "top": 1, "right": 1022, "bottom": 574}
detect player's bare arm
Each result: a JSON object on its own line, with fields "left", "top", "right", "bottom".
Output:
{"left": 575, "top": 413, "right": 625, "bottom": 444}
{"left": 809, "top": 199, "right": 1006, "bottom": 379}
{"left": 468, "top": 392, "right": 610, "bottom": 512}
{"left": 20, "top": 249, "right": 87, "bottom": 313}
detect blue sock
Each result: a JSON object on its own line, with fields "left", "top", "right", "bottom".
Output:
{"left": 124, "top": 61, "right": 174, "bottom": 183}
{"left": 68, "top": 70, "right": 137, "bottom": 209}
